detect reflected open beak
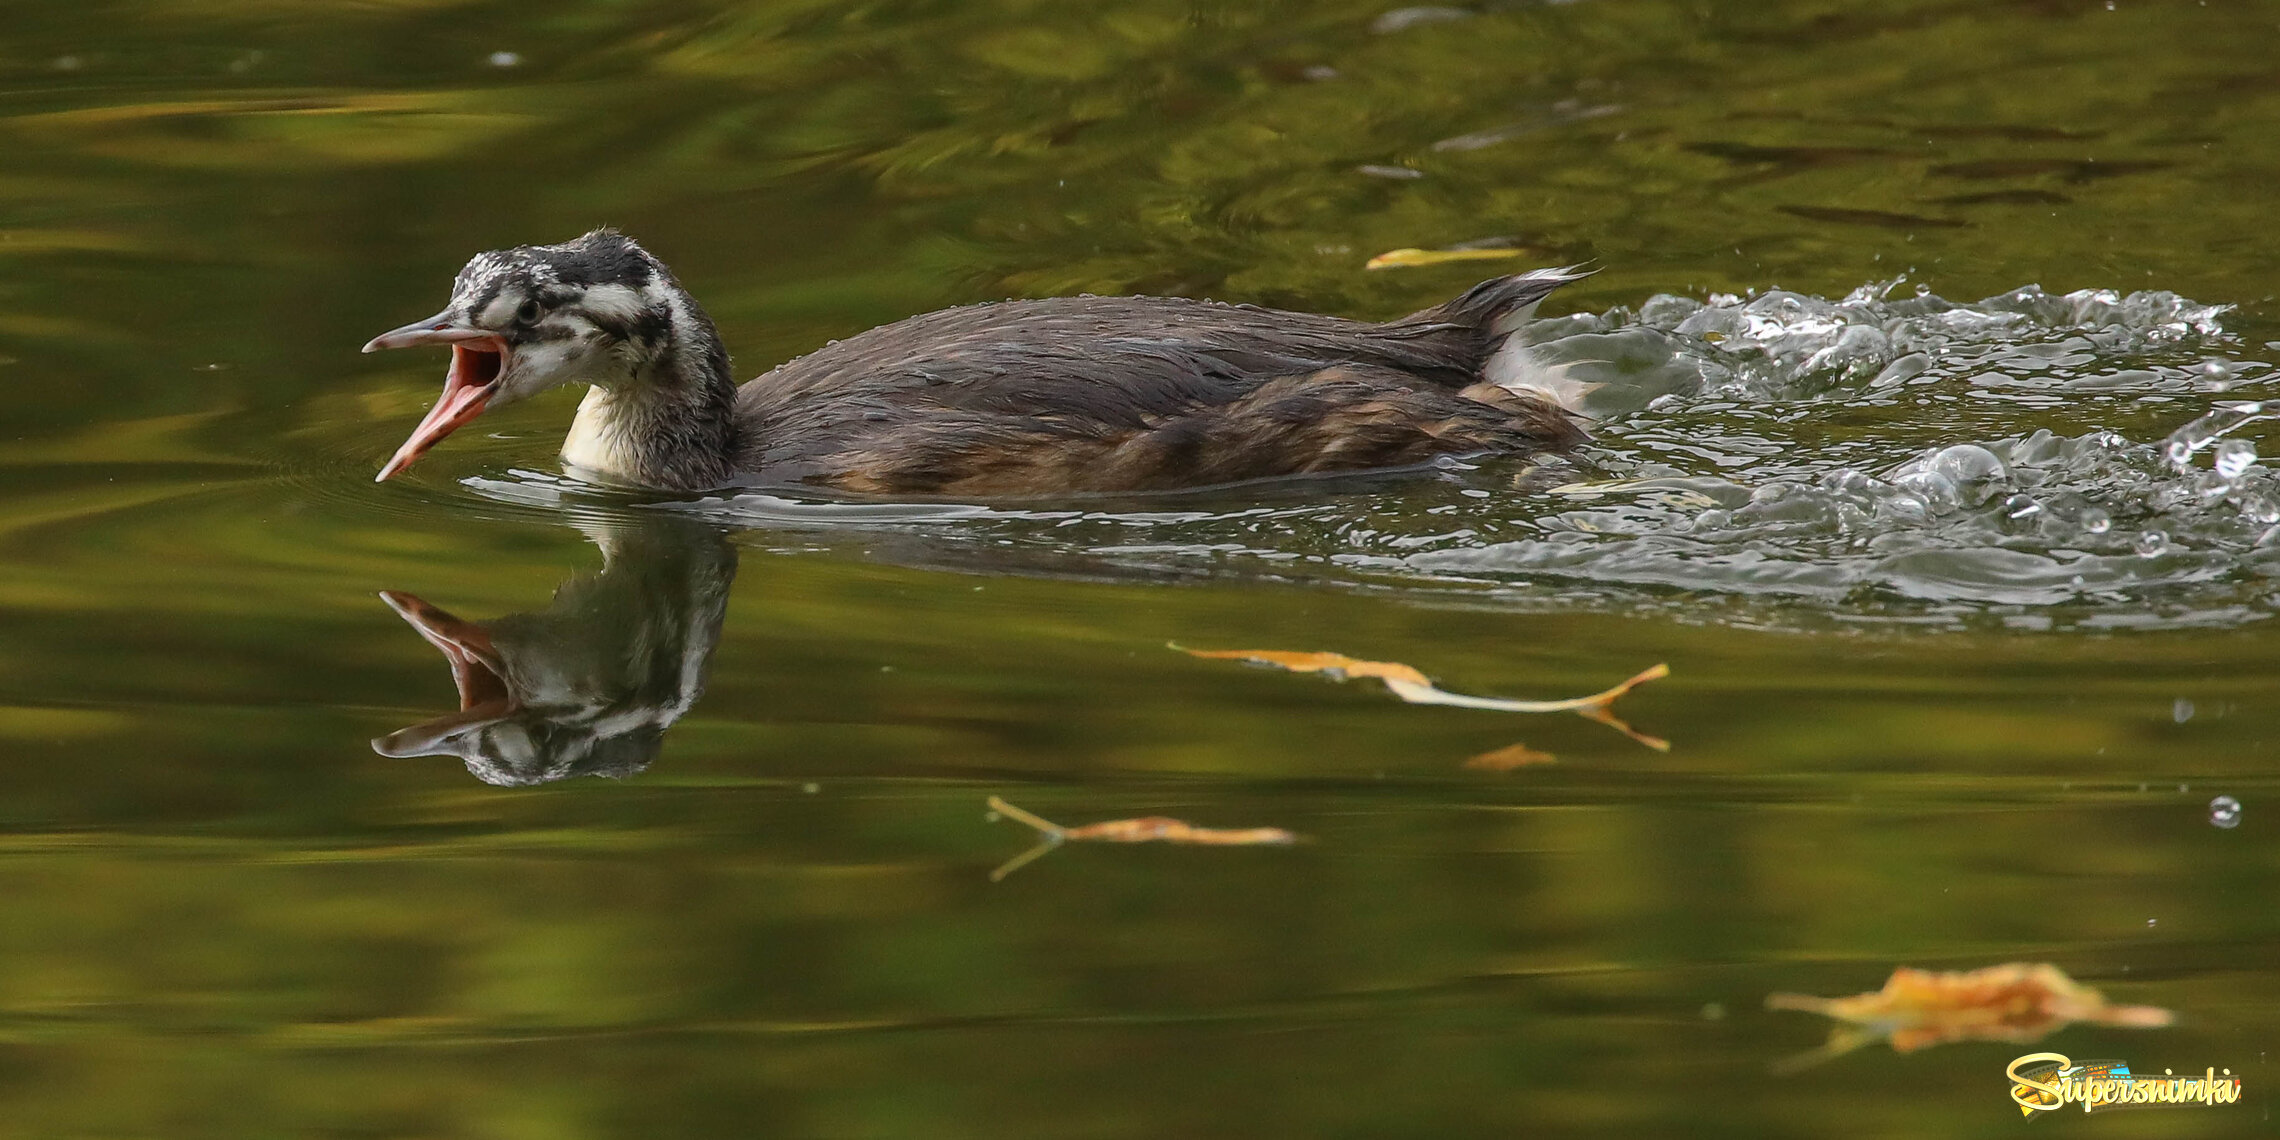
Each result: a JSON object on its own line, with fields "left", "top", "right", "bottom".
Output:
{"left": 372, "top": 590, "right": 517, "bottom": 757}
{"left": 363, "top": 310, "right": 510, "bottom": 481}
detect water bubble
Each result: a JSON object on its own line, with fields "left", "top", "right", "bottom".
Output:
{"left": 2216, "top": 440, "right": 2257, "bottom": 480}
{"left": 2164, "top": 401, "right": 2270, "bottom": 468}
{"left": 1878, "top": 493, "right": 1930, "bottom": 525}
{"left": 2174, "top": 698, "right": 2195, "bottom": 723}
{"left": 2136, "top": 530, "right": 2169, "bottom": 557}
{"left": 2080, "top": 507, "right": 2112, "bottom": 534}
{"left": 1893, "top": 470, "right": 1961, "bottom": 513}
{"left": 2004, "top": 494, "right": 2042, "bottom": 520}
{"left": 1693, "top": 508, "right": 1730, "bottom": 532}
{"left": 2210, "top": 795, "right": 2242, "bottom": 829}
{"left": 2240, "top": 492, "right": 2280, "bottom": 524}
{"left": 1927, "top": 444, "right": 2008, "bottom": 506}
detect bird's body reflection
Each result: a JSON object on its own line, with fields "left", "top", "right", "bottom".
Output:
{"left": 375, "top": 516, "right": 735, "bottom": 786}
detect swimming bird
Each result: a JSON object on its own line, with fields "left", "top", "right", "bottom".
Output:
{"left": 362, "top": 229, "right": 1592, "bottom": 495}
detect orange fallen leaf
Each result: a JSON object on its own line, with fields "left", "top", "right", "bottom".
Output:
{"left": 986, "top": 796, "right": 1299, "bottom": 881}
{"left": 1767, "top": 963, "right": 2174, "bottom": 1071}
{"left": 1180, "top": 647, "right": 1430, "bottom": 687}
{"left": 1178, "top": 646, "right": 1670, "bottom": 750}
{"left": 1366, "top": 246, "right": 1525, "bottom": 270}
{"left": 1463, "top": 743, "right": 1558, "bottom": 770}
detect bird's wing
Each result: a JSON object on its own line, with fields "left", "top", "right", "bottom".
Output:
{"left": 731, "top": 295, "right": 1494, "bottom": 474}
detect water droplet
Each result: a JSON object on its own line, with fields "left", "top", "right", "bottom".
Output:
{"left": 2080, "top": 507, "right": 2111, "bottom": 534}
{"left": 2174, "top": 698, "right": 2195, "bottom": 723}
{"left": 2004, "top": 494, "right": 2042, "bottom": 519}
{"left": 2166, "top": 439, "right": 2195, "bottom": 469}
{"left": 2146, "top": 917, "right": 2157, "bottom": 927}
{"left": 2136, "top": 530, "right": 2168, "bottom": 557}
{"left": 801, "top": 782, "right": 820, "bottom": 794}
{"left": 2210, "top": 795, "right": 2242, "bottom": 829}
{"left": 2242, "top": 493, "right": 2280, "bottom": 524}
{"left": 488, "top": 50, "right": 523, "bottom": 68}
{"left": 2216, "top": 439, "right": 2257, "bottom": 480}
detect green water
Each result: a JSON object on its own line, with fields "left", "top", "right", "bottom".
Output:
{"left": 6, "top": 1, "right": 2280, "bottom": 1135}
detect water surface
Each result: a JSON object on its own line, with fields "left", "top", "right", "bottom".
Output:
{"left": 4, "top": 1, "right": 2279, "bottom": 1135}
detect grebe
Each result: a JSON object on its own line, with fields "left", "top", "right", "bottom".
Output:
{"left": 363, "top": 229, "right": 1591, "bottom": 494}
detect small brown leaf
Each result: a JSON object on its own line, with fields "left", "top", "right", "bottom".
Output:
{"left": 1462, "top": 743, "right": 1557, "bottom": 770}
{"left": 986, "top": 796, "right": 1299, "bottom": 880}
{"left": 1179, "top": 647, "right": 1429, "bottom": 687}
{"left": 1177, "top": 645, "right": 1669, "bottom": 749}
{"left": 1767, "top": 963, "right": 2174, "bottom": 1070}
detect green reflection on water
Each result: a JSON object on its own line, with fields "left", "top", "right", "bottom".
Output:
{"left": 1, "top": 0, "right": 2277, "bottom": 1136}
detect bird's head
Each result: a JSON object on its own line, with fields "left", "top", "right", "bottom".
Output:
{"left": 362, "top": 229, "right": 699, "bottom": 481}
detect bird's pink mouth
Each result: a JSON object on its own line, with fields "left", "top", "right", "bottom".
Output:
{"left": 373, "top": 336, "right": 509, "bottom": 481}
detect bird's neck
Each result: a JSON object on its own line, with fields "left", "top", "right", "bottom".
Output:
{"left": 560, "top": 304, "right": 739, "bottom": 490}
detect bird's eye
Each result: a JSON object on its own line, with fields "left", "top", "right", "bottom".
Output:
{"left": 515, "top": 298, "right": 543, "bottom": 325}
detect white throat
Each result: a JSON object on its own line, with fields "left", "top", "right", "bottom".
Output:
{"left": 561, "top": 386, "right": 645, "bottom": 482}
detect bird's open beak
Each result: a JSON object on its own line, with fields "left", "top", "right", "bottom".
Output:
{"left": 362, "top": 310, "right": 511, "bottom": 482}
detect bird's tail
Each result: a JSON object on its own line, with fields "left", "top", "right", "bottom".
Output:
{"left": 1413, "top": 264, "right": 1597, "bottom": 334}
{"left": 1397, "top": 265, "right": 1600, "bottom": 416}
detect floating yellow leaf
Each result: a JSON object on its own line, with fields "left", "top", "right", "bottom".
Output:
{"left": 1178, "top": 645, "right": 1669, "bottom": 749}
{"left": 1767, "top": 963, "right": 2174, "bottom": 1071}
{"left": 1365, "top": 246, "right": 1525, "bottom": 270}
{"left": 1462, "top": 743, "right": 1558, "bottom": 770}
{"left": 986, "top": 796, "right": 1298, "bottom": 881}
